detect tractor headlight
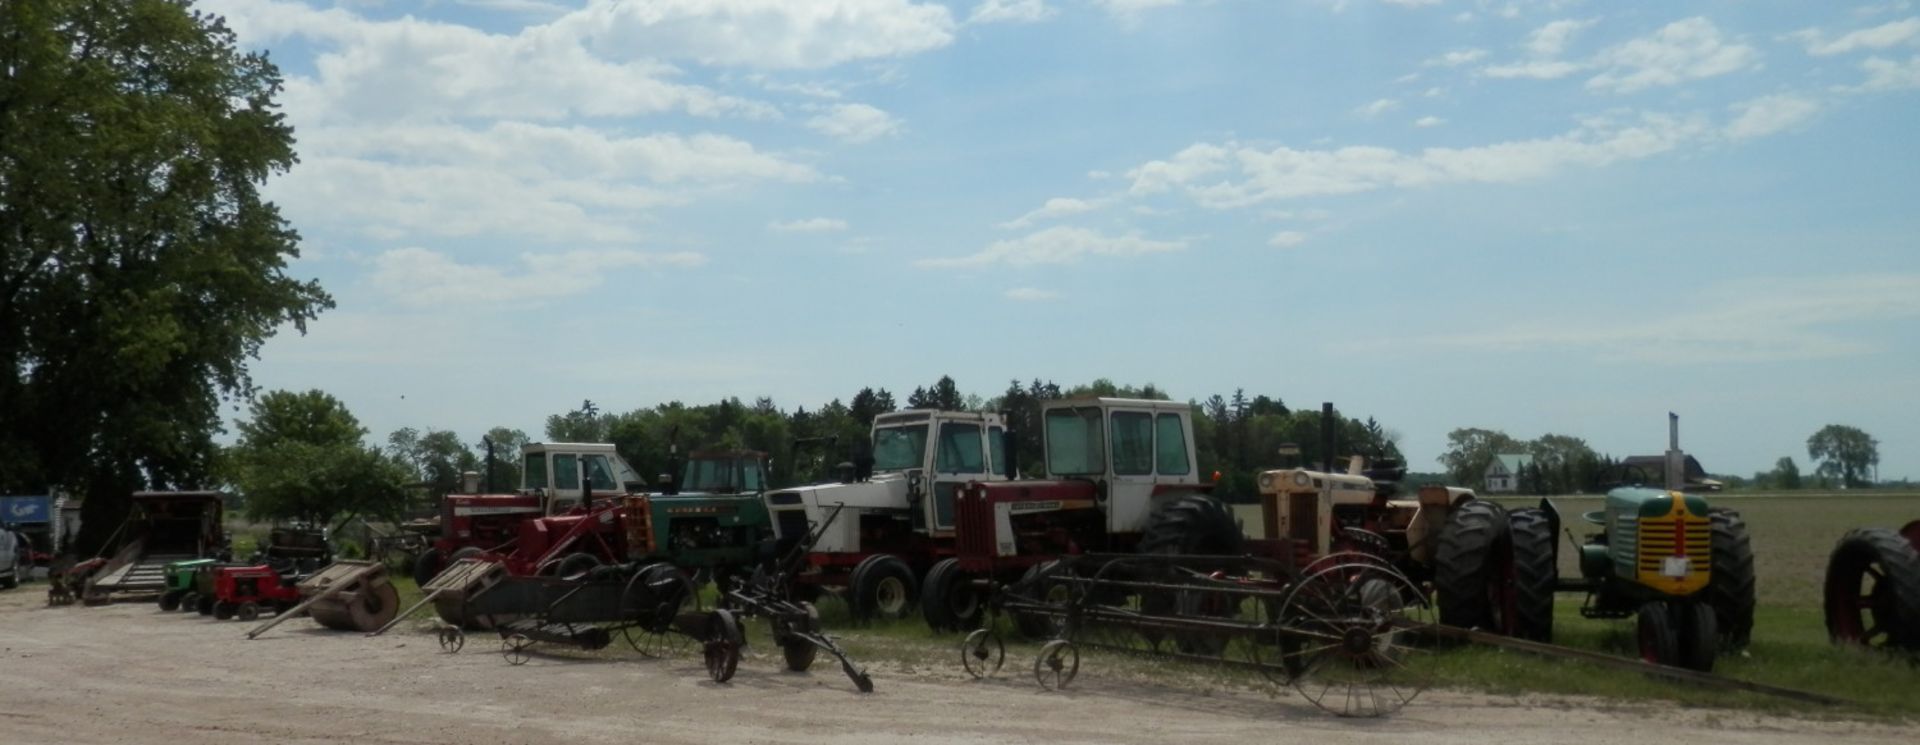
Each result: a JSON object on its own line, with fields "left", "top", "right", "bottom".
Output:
{"left": 1258, "top": 473, "right": 1273, "bottom": 489}
{"left": 1292, "top": 472, "right": 1311, "bottom": 486}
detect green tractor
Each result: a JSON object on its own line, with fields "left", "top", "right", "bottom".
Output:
{"left": 1435, "top": 414, "right": 1756, "bottom": 671}
{"left": 623, "top": 449, "right": 777, "bottom": 588}
{"left": 156, "top": 558, "right": 219, "bottom": 612}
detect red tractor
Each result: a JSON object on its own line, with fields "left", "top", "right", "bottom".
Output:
{"left": 936, "top": 399, "right": 1468, "bottom": 636}
{"left": 411, "top": 442, "right": 645, "bottom": 585}
{"left": 209, "top": 564, "right": 304, "bottom": 621}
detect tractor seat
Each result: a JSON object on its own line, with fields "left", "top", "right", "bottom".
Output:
{"left": 1581, "top": 510, "right": 1606, "bottom": 526}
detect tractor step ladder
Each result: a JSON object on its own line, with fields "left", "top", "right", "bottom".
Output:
{"left": 365, "top": 558, "right": 506, "bottom": 637}
{"left": 245, "top": 561, "right": 388, "bottom": 639}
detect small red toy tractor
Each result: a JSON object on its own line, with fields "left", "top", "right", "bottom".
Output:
{"left": 210, "top": 564, "right": 303, "bottom": 621}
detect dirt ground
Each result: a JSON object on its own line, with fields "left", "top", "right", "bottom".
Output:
{"left": 0, "top": 587, "right": 1910, "bottom": 745}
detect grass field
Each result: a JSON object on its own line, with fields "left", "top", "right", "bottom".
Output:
{"left": 374, "top": 493, "right": 1920, "bottom": 718}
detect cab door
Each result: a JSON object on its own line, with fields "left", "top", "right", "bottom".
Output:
{"left": 1105, "top": 406, "right": 1160, "bottom": 535}
{"left": 926, "top": 418, "right": 992, "bottom": 536}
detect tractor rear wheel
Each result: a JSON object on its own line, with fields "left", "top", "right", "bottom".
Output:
{"left": 849, "top": 555, "right": 916, "bottom": 622}
{"left": 1508, "top": 508, "right": 1557, "bottom": 642}
{"left": 1824, "top": 527, "right": 1920, "bottom": 651}
{"left": 1635, "top": 602, "right": 1679, "bottom": 666}
{"left": 1012, "top": 561, "right": 1071, "bottom": 640}
{"left": 1434, "top": 500, "right": 1512, "bottom": 632}
{"left": 1675, "top": 602, "right": 1717, "bottom": 672}
{"left": 919, "top": 558, "right": 980, "bottom": 632}
{"left": 158, "top": 590, "right": 184, "bottom": 612}
{"left": 412, "top": 549, "right": 446, "bottom": 587}
{"left": 1707, "top": 509, "right": 1756, "bottom": 650}
{"left": 1137, "top": 495, "right": 1243, "bottom": 556}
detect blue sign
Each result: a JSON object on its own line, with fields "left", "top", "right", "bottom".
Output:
{"left": 1, "top": 495, "right": 52, "bottom": 524}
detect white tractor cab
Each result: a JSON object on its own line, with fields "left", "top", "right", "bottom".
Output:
{"left": 764, "top": 409, "right": 1010, "bottom": 621}
{"left": 515, "top": 442, "right": 646, "bottom": 514}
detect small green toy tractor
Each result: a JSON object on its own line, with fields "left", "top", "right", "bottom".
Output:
{"left": 1435, "top": 414, "right": 1755, "bottom": 671}
{"left": 157, "top": 558, "right": 219, "bottom": 612}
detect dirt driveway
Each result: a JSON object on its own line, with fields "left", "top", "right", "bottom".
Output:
{"left": 0, "top": 587, "right": 1908, "bottom": 745}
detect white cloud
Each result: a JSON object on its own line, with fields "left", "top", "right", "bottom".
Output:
{"left": 1003, "top": 287, "right": 1060, "bottom": 301}
{"left": 1524, "top": 18, "right": 1597, "bottom": 57}
{"left": 454, "top": 0, "right": 569, "bottom": 15}
{"left": 807, "top": 103, "right": 905, "bottom": 143}
{"left": 1122, "top": 112, "right": 1714, "bottom": 209}
{"left": 1425, "top": 48, "right": 1489, "bottom": 67}
{"left": 1424, "top": 86, "right": 1447, "bottom": 97}
{"left": 555, "top": 0, "right": 957, "bottom": 69}
{"left": 1414, "top": 115, "right": 1447, "bottom": 127}
{"left": 1724, "top": 95, "right": 1820, "bottom": 140}
{"left": 917, "top": 226, "right": 1186, "bottom": 268}
{"left": 1092, "top": 0, "right": 1184, "bottom": 20}
{"left": 1792, "top": 17, "right": 1920, "bottom": 56}
{"left": 371, "top": 247, "right": 705, "bottom": 307}
{"left": 999, "top": 197, "right": 1109, "bottom": 229}
{"left": 1586, "top": 17, "right": 1760, "bottom": 93}
{"left": 1267, "top": 231, "right": 1308, "bottom": 248}
{"left": 968, "top": 0, "right": 1055, "bottom": 24}
{"left": 1401, "top": 274, "right": 1920, "bottom": 363}
{"left": 1355, "top": 98, "right": 1401, "bottom": 118}
{"left": 1856, "top": 54, "right": 1920, "bottom": 90}
{"left": 770, "top": 217, "right": 850, "bottom": 232}
{"left": 1482, "top": 59, "right": 1586, "bottom": 79}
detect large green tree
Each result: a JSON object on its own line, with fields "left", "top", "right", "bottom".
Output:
{"left": 0, "top": 0, "right": 330, "bottom": 553}
{"left": 1438, "top": 427, "right": 1523, "bottom": 487}
{"left": 230, "top": 390, "right": 407, "bottom": 528}
{"left": 1807, "top": 424, "right": 1879, "bottom": 488}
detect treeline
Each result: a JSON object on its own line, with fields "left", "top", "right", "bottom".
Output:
{"left": 250, "top": 376, "right": 1409, "bottom": 523}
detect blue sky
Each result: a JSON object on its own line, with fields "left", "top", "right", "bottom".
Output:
{"left": 205, "top": 0, "right": 1920, "bottom": 480}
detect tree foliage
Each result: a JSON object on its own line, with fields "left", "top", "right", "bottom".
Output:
{"left": 229, "top": 390, "right": 406, "bottom": 528}
{"left": 0, "top": 0, "right": 330, "bottom": 552}
{"left": 1807, "top": 424, "right": 1878, "bottom": 488}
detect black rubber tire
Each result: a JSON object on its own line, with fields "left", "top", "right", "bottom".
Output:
{"left": 918, "top": 558, "right": 961, "bottom": 632}
{"left": 1636, "top": 601, "right": 1679, "bottom": 666}
{"left": 553, "top": 552, "right": 603, "bottom": 580}
{"left": 1136, "top": 494, "right": 1243, "bottom": 556}
{"left": 213, "top": 601, "right": 237, "bottom": 621}
{"left": 196, "top": 594, "right": 216, "bottom": 616}
{"left": 1508, "top": 508, "right": 1557, "bottom": 643}
{"left": 1707, "top": 509, "right": 1757, "bottom": 650}
{"left": 1824, "top": 527, "right": 1920, "bottom": 650}
{"left": 1012, "top": 561, "right": 1067, "bottom": 640}
{"left": 448, "top": 546, "right": 487, "bottom": 564}
{"left": 158, "top": 590, "right": 184, "bottom": 612}
{"left": 179, "top": 591, "right": 200, "bottom": 613}
{"left": 412, "top": 549, "right": 447, "bottom": 587}
{"left": 1434, "top": 499, "right": 1511, "bottom": 631}
{"left": 1676, "top": 601, "right": 1717, "bottom": 672}
{"left": 237, "top": 602, "right": 262, "bottom": 623}
{"left": 850, "top": 555, "right": 916, "bottom": 621}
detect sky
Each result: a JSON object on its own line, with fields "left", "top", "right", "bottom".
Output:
{"left": 203, "top": 0, "right": 1920, "bottom": 480}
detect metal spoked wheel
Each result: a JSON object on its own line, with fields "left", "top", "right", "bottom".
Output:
{"left": 1275, "top": 561, "right": 1433, "bottom": 718}
{"left": 502, "top": 634, "right": 534, "bottom": 666}
{"left": 624, "top": 563, "right": 696, "bottom": 658}
{"left": 704, "top": 610, "right": 742, "bottom": 684}
{"left": 1033, "top": 639, "right": 1079, "bottom": 691}
{"left": 960, "top": 628, "right": 1005, "bottom": 678}
{"left": 438, "top": 626, "right": 466, "bottom": 654}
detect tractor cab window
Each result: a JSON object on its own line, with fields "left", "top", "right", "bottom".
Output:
{"left": 1045, "top": 407, "right": 1106, "bottom": 476}
{"left": 585, "top": 455, "right": 617, "bottom": 491}
{"left": 683, "top": 458, "right": 730, "bottom": 492}
{"left": 742, "top": 460, "right": 765, "bottom": 492}
{"left": 1110, "top": 412, "right": 1154, "bottom": 475}
{"left": 552, "top": 454, "right": 580, "bottom": 490}
{"left": 1155, "top": 413, "right": 1191, "bottom": 475}
{"left": 872, "top": 425, "right": 930, "bottom": 471}
{"left": 988, "top": 426, "right": 1006, "bottom": 476}
{"left": 935, "top": 422, "right": 985, "bottom": 474}
{"left": 522, "top": 452, "right": 549, "bottom": 490}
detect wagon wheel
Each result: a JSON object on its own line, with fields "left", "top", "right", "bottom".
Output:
{"left": 1274, "top": 561, "right": 1433, "bottom": 718}
{"left": 438, "top": 626, "right": 466, "bottom": 654}
{"left": 1033, "top": 639, "right": 1079, "bottom": 691}
{"left": 623, "top": 563, "right": 697, "bottom": 658}
{"left": 960, "top": 628, "right": 1005, "bottom": 679}
{"left": 502, "top": 634, "right": 533, "bottom": 666}
{"left": 704, "top": 609, "right": 742, "bottom": 684}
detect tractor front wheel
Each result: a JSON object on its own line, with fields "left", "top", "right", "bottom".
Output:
{"left": 237, "top": 602, "right": 262, "bottom": 623}
{"left": 158, "top": 590, "right": 184, "bottom": 612}
{"left": 1676, "top": 602, "right": 1717, "bottom": 672}
{"left": 919, "top": 558, "right": 983, "bottom": 632}
{"left": 1635, "top": 602, "right": 1679, "bottom": 666}
{"left": 1824, "top": 527, "right": 1920, "bottom": 651}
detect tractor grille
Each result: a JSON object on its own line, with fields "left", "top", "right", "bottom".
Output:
{"left": 1636, "top": 514, "right": 1710, "bottom": 587}
{"left": 775, "top": 508, "right": 810, "bottom": 542}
